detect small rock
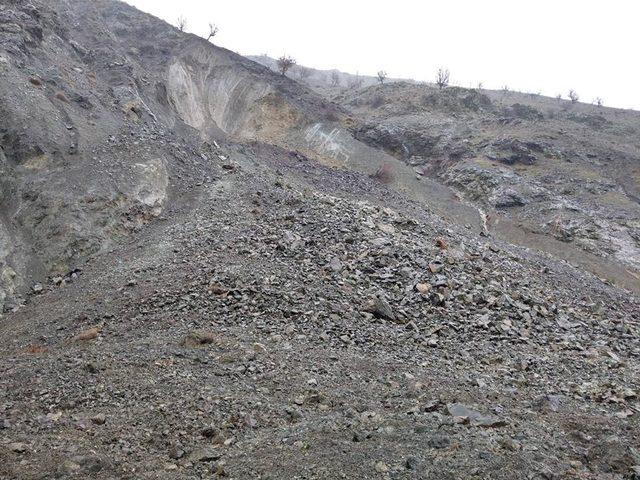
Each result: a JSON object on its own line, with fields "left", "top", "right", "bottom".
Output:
{"left": 374, "top": 461, "right": 389, "bottom": 473}
{"left": 73, "top": 327, "right": 100, "bottom": 341}
{"left": 168, "top": 443, "right": 185, "bottom": 460}
{"left": 378, "top": 223, "right": 395, "bottom": 235}
{"left": 9, "top": 442, "right": 27, "bottom": 453}
{"left": 91, "top": 413, "right": 106, "bottom": 425}
{"left": 405, "top": 456, "right": 420, "bottom": 470}
{"left": 427, "top": 435, "right": 450, "bottom": 449}
{"left": 63, "top": 455, "right": 105, "bottom": 474}
{"left": 328, "top": 257, "right": 343, "bottom": 272}
{"left": 364, "top": 296, "right": 395, "bottom": 321}
{"left": 447, "top": 403, "right": 507, "bottom": 428}
{"left": 190, "top": 447, "right": 222, "bottom": 462}
{"left": 253, "top": 342, "right": 267, "bottom": 354}
{"left": 428, "top": 261, "right": 444, "bottom": 274}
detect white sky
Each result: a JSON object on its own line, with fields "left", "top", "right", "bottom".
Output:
{"left": 125, "top": 0, "right": 640, "bottom": 110}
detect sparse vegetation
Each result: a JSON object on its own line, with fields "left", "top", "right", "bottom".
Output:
{"left": 330, "top": 71, "right": 340, "bottom": 87}
{"left": 177, "top": 16, "right": 187, "bottom": 32}
{"left": 348, "top": 73, "right": 364, "bottom": 89}
{"left": 436, "top": 68, "right": 450, "bottom": 89}
{"left": 377, "top": 70, "right": 387, "bottom": 85}
{"left": 276, "top": 55, "right": 296, "bottom": 76}
{"left": 595, "top": 97, "right": 603, "bottom": 107}
{"left": 206, "top": 23, "right": 218, "bottom": 41}
{"left": 556, "top": 94, "right": 562, "bottom": 103}
{"left": 568, "top": 89, "right": 579, "bottom": 104}
{"left": 297, "top": 66, "right": 312, "bottom": 81}
{"left": 371, "top": 163, "right": 394, "bottom": 183}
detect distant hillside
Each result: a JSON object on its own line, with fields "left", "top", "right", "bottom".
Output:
{"left": 247, "top": 54, "right": 416, "bottom": 95}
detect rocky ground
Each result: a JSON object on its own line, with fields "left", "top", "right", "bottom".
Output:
{"left": 333, "top": 83, "right": 640, "bottom": 292}
{"left": 1, "top": 1, "right": 639, "bottom": 479}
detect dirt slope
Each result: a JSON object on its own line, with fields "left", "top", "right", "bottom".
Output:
{"left": 0, "top": 1, "right": 639, "bottom": 479}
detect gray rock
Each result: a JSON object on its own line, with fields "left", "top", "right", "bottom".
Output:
{"left": 364, "top": 296, "right": 395, "bottom": 321}
{"left": 190, "top": 447, "right": 222, "bottom": 462}
{"left": 427, "top": 435, "right": 450, "bottom": 449}
{"left": 9, "top": 442, "right": 27, "bottom": 453}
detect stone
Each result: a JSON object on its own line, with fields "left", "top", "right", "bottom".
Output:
{"left": 427, "top": 435, "right": 450, "bottom": 449}
{"left": 532, "top": 394, "right": 562, "bottom": 413}
{"left": 428, "top": 261, "right": 444, "bottom": 273}
{"left": 447, "top": 403, "right": 507, "bottom": 428}
{"left": 364, "top": 296, "right": 395, "bottom": 321}
{"left": 190, "top": 447, "right": 222, "bottom": 462}
{"left": 167, "top": 443, "right": 185, "bottom": 460}
{"left": 73, "top": 326, "right": 100, "bottom": 341}
{"left": 9, "top": 442, "right": 27, "bottom": 453}
{"left": 328, "top": 256, "right": 342, "bottom": 272}
{"left": 405, "top": 456, "right": 420, "bottom": 470}
{"left": 64, "top": 455, "right": 105, "bottom": 474}
{"left": 374, "top": 461, "right": 389, "bottom": 473}
{"left": 91, "top": 413, "right": 106, "bottom": 425}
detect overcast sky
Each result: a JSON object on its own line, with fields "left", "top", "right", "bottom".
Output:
{"left": 125, "top": 0, "right": 640, "bottom": 110}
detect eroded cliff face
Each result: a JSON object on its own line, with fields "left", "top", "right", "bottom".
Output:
{"left": 0, "top": 0, "right": 350, "bottom": 311}
{"left": 163, "top": 44, "right": 462, "bottom": 219}
{"left": 0, "top": 0, "right": 182, "bottom": 311}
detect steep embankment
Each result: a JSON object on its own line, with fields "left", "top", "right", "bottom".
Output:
{"left": 165, "top": 43, "right": 481, "bottom": 226}
{"left": 0, "top": 0, "right": 484, "bottom": 312}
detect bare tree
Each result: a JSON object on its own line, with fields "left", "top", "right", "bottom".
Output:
{"left": 206, "top": 23, "right": 218, "bottom": 41}
{"left": 349, "top": 73, "right": 364, "bottom": 89}
{"left": 297, "top": 66, "right": 312, "bottom": 81}
{"left": 568, "top": 89, "right": 579, "bottom": 104}
{"left": 330, "top": 71, "right": 340, "bottom": 87}
{"left": 477, "top": 81, "right": 484, "bottom": 90}
{"left": 556, "top": 93, "right": 562, "bottom": 103}
{"left": 594, "top": 97, "right": 603, "bottom": 107}
{"left": 377, "top": 70, "right": 387, "bottom": 85}
{"left": 177, "top": 16, "right": 187, "bottom": 32}
{"left": 436, "top": 68, "right": 450, "bottom": 89}
{"left": 276, "top": 55, "right": 296, "bottom": 76}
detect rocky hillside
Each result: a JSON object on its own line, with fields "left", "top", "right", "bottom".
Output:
{"left": 335, "top": 83, "right": 640, "bottom": 293}
{"left": 0, "top": 1, "right": 639, "bottom": 479}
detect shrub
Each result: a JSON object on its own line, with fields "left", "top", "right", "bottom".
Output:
{"left": 568, "top": 89, "right": 579, "bottom": 104}
{"left": 377, "top": 70, "right": 387, "bottom": 84}
{"left": 206, "top": 23, "right": 218, "bottom": 41}
{"left": 277, "top": 55, "right": 296, "bottom": 76}
{"left": 371, "top": 163, "right": 394, "bottom": 183}
{"left": 330, "top": 71, "right": 340, "bottom": 87}
{"left": 436, "top": 68, "right": 450, "bottom": 89}
{"left": 177, "top": 16, "right": 187, "bottom": 32}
